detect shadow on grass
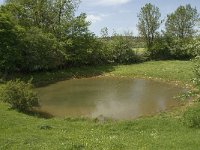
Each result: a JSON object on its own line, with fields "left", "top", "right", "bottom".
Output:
{"left": 25, "top": 109, "right": 54, "bottom": 119}
{"left": 1, "top": 65, "right": 115, "bottom": 87}
{"left": 16, "top": 108, "right": 54, "bottom": 119}
{"left": 7, "top": 107, "right": 54, "bottom": 119}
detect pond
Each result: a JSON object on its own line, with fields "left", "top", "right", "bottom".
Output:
{"left": 36, "top": 77, "right": 186, "bottom": 120}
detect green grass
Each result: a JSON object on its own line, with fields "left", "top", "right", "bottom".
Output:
{"left": 110, "top": 60, "right": 194, "bottom": 84}
{"left": 1, "top": 102, "right": 200, "bottom": 150}
{"left": 1, "top": 60, "right": 199, "bottom": 149}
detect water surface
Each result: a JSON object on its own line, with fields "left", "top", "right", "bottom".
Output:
{"left": 37, "top": 77, "right": 185, "bottom": 119}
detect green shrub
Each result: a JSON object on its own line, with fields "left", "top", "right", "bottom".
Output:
{"left": 109, "top": 35, "right": 143, "bottom": 64}
{"left": 20, "top": 27, "right": 65, "bottom": 72}
{"left": 183, "top": 103, "right": 200, "bottom": 128}
{"left": 169, "top": 38, "right": 199, "bottom": 60}
{"left": 148, "top": 37, "right": 171, "bottom": 60}
{"left": 193, "top": 38, "right": 200, "bottom": 86}
{"left": 193, "top": 56, "right": 200, "bottom": 87}
{"left": 0, "top": 80, "right": 39, "bottom": 112}
{"left": 0, "top": 12, "right": 25, "bottom": 73}
{"left": 169, "top": 39, "right": 191, "bottom": 60}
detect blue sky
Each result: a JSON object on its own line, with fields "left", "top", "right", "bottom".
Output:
{"left": 1, "top": 0, "right": 199, "bottom": 36}
{"left": 77, "top": 0, "right": 200, "bottom": 36}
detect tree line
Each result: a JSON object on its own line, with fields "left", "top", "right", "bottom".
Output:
{"left": 0, "top": 1, "right": 199, "bottom": 75}
{"left": 137, "top": 3, "right": 200, "bottom": 60}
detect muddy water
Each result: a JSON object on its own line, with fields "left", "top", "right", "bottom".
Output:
{"left": 36, "top": 77, "right": 185, "bottom": 120}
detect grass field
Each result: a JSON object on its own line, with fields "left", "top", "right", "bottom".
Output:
{"left": 109, "top": 60, "right": 194, "bottom": 84}
{"left": 1, "top": 60, "right": 200, "bottom": 150}
{"left": 1, "top": 102, "right": 200, "bottom": 150}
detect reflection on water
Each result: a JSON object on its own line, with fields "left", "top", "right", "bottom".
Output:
{"left": 36, "top": 77, "right": 185, "bottom": 119}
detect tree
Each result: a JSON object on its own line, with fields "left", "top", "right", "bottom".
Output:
{"left": 0, "top": 12, "right": 24, "bottom": 74}
{"left": 165, "top": 4, "right": 199, "bottom": 39}
{"left": 5, "top": 0, "right": 80, "bottom": 35}
{"left": 20, "top": 27, "right": 66, "bottom": 72}
{"left": 100, "top": 27, "right": 109, "bottom": 38}
{"left": 64, "top": 13, "right": 100, "bottom": 65}
{"left": 137, "top": 3, "right": 161, "bottom": 49}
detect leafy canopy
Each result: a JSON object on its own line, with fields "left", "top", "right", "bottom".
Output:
{"left": 137, "top": 3, "right": 161, "bottom": 49}
{"left": 165, "top": 4, "right": 199, "bottom": 39}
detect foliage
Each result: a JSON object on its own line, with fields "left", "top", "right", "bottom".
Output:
{"left": 0, "top": 12, "right": 66, "bottom": 73}
{"left": 147, "top": 36, "right": 171, "bottom": 60}
{"left": 137, "top": 3, "right": 161, "bottom": 49}
{"left": 0, "top": 80, "right": 39, "bottom": 111}
{"left": 5, "top": 0, "right": 80, "bottom": 34}
{"left": 110, "top": 35, "right": 142, "bottom": 63}
{"left": 165, "top": 4, "right": 199, "bottom": 39}
{"left": 0, "top": 1, "right": 100, "bottom": 72}
{"left": 193, "top": 56, "right": 200, "bottom": 87}
{"left": 100, "top": 27, "right": 109, "bottom": 38}
{"left": 168, "top": 38, "right": 195, "bottom": 60}
{"left": 183, "top": 103, "right": 200, "bottom": 128}
{"left": 148, "top": 35, "right": 200, "bottom": 60}
{"left": 148, "top": 4, "right": 199, "bottom": 60}
{"left": 189, "top": 38, "right": 200, "bottom": 56}
{"left": 169, "top": 37, "right": 200, "bottom": 60}
{"left": 0, "top": 12, "right": 24, "bottom": 73}
{"left": 64, "top": 13, "right": 103, "bottom": 66}
{"left": 20, "top": 27, "right": 66, "bottom": 72}
{"left": 98, "top": 33, "right": 144, "bottom": 64}
{"left": 0, "top": 0, "right": 199, "bottom": 74}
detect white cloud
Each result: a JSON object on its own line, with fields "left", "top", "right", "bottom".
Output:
{"left": 86, "top": 14, "right": 102, "bottom": 23}
{"left": 86, "top": 13, "right": 110, "bottom": 23}
{"left": 83, "top": 0, "right": 131, "bottom": 6}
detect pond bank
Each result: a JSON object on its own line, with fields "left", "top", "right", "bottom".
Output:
{"left": 3, "top": 60, "right": 194, "bottom": 88}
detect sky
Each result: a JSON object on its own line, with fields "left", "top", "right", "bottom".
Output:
{"left": 0, "top": 0, "right": 199, "bottom": 36}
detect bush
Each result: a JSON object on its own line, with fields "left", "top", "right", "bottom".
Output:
{"left": 148, "top": 37, "right": 171, "bottom": 60}
{"left": 110, "top": 35, "right": 143, "bottom": 64}
{"left": 20, "top": 27, "right": 65, "bottom": 72}
{"left": 183, "top": 103, "right": 200, "bottom": 128}
{"left": 187, "top": 38, "right": 200, "bottom": 57}
{"left": 149, "top": 35, "right": 199, "bottom": 61}
{"left": 193, "top": 56, "right": 200, "bottom": 87}
{"left": 169, "top": 38, "right": 197, "bottom": 60}
{"left": 0, "top": 80, "right": 39, "bottom": 112}
{"left": 0, "top": 12, "right": 25, "bottom": 73}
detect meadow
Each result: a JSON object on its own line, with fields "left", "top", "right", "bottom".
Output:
{"left": 1, "top": 60, "right": 200, "bottom": 150}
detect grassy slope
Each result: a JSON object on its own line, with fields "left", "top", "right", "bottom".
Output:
{"left": 110, "top": 61, "right": 194, "bottom": 83}
{"left": 1, "top": 61, "right": 199, "bottom": 150}
{"left": 1, "top": 103, "right": 200, "bottom": 150}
